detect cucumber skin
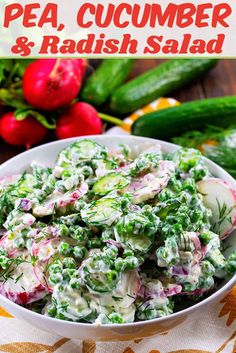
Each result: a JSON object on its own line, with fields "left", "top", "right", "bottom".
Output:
{"left": 110, "top": 59, "right": 218, "bottom": 115}
{"left": 132, "top": 96, "right": 236, "bottom": 140}
{"left": 80, "top": 59, "right": 134, "bottom": 106}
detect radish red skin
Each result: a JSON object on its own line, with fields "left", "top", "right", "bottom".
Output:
{"left": 56, "top": 102, "right": 102, "bottom": 139}
{"left": 0, "top": 112, "right": 47, "bottom": 148}
{"left": 23, "top": 59, "right": 87, "bottom": 111}
{"left": 0, "top": 261, "right": 49, "bottom": 305}
{"left": 0, "top": 282, "right": 47, "bottom": 305}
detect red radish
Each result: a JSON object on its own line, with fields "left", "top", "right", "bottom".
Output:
{"left": 0, "top": 112, "right": 47, "bottom": 148}
{"left": 23, "top": 59, "right": 87, "bottom": 111}
{"left": 56, "top": 102, "right": 102, "bottom": 139}
{"left": 122, "top": 160, "right": 175, "bottom": 204}
{"left": 197, "top": 178, "right": 236, "bottom": 239}
{"left": 0, "top": 261, "right": 49, "bottom": 305}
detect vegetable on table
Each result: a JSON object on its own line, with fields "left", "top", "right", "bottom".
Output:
{"left": 55, "top": 102, "right": 102, "bottom": 139}
{"left": 0, "top": 111, "right": 47, "bottom": 148}
{"left": 132, "top": 96, "right": 236, "bottom": 140}
{"left": 23, "top": 59, "right": 87, "bottom": 111}
{"left": 110, "top": 59, "right": 217, "bottom": 114}
{"left": 80, "top": 59, "right": 134, "bottom": 106}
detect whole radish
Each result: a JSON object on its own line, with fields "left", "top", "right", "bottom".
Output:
{"left": 0, "top": 112, "right": 47, "bottom": 148}
{"left": 23, "top": 59, "right": 87, "bottom": 111}
{"left": 56, "top": 102, "right": 102, "bottom": 139}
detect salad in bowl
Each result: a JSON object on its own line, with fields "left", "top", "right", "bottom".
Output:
{"left": 0, "top": 136, "right": 235, "bottom": 339}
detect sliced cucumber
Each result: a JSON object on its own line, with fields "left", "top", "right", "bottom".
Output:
{"left": 93, "top": 172, "right": 130, "bottom": 196}
{"left": 81, "top": 198, "right": 122, "bottom": 226}
{"left": 57, "top": 140, "right": 108, "bottom": 167}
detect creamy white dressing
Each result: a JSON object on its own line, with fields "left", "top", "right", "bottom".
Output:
{"left": 0, "top": 140, "right": 234, "bottom": 324}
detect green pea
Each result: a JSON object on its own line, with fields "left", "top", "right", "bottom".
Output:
{"left": 62, "top": 257, "right": 76, "bottom": 269}
{"left": 62, "top": 268, "right": 76, "bottom": 281}
{"left": 114, "top": 258, "right": 126, "bottom": 272}
{"left": 142, "top": 205, "right": 152, "bottom": 213}
{"left": 192, "top": 167, "right": 207, "bottom": 181}
{"left": 173, "top": 223, "right": 183, "bottom": 233}
{"left": 56, "top": 181, "right": 66, "bottom": 193}
{"left": 108, "top": 313, "right": 124, "bottom": 324}
{"left": 104, "top": 246, "right": 118, "bottom": 259}
{"left": 124, "top": 256, "right": 139, "bottom": 270}
{"left": 226, "top": 252, "right": 236, "bottom": 274}
{"left": 72, "top": 227, "right": 87, "bottom": 242}
{"left": 61, "top": 170, "right": 72, "bottom": 179}
{"left": 73, "top": 246, "right": 86, "bottom": 260}
{"left": 183, "top": 283, "right": 197, "bottom": 292}
{"left": 201, "top": 260, "right": 215, "bottom": 276}
{"left": 58, "top": 242, "right": 71, "bottom": 255}
{"left": 101, "top": 230, "right": 113, "bottom": 241}
{"left": 49, "top": 273, "right": 63, "bottom": 285}
{"left": 0, "top": 256, "right": 10, "bottom": 269}
{"left": 58, "top": 224, "right": 69, "bottom": 237}
{"left": 123, "top": 249, "right": 134, "bottom": 257}
{"left": 200, "top": 276, "right": 214, "bottom": 290}
{"left": 47, "top": 305, "right": 57, "bottom": 317}
{"left": 158, "top": 189, "right": 171, "bottom": 202}
{"left": 49, "top": 263, "right": 63, "bottom": 274}
{"left": 81, "top": 166, "right": 93, "bottom": 178}
{"left": 88, "top": 238, "right": 102, "bottom": 249}
{"left": 183, "top": 178, "right": 196, "bottom": 193}
{"left": 106, "top": 270, "right": 118, "bottom": 283}
{"left": 69, "top": 278, "right": 81, "bottom": 289}
{"left": 8, "top": 232, "right": 15, "bottom": 240}
{"left": 199, "top": 232, "right": 211, "bottom": 245}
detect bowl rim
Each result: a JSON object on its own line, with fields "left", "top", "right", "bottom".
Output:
{"left": 0, "top": 134, "right": 235, "bottom": 330}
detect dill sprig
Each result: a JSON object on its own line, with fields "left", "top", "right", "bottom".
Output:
{"left": 205, "top": 146, "right": 236, "bottom": 178}
{"left": 0, "top": 172, "right": 28, "bottom": 226}
{"left": 173, "top": 126, "right": 236, "bottom": 178}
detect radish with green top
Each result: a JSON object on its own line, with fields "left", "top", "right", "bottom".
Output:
{"left": 56, "top": 102, "right": 102, "bottom": 139}
{"left": 0, "top": 112, "right": 47, "bottom": 148}
{"left": 23, "top": 59, "right": 87, "bottom": 111}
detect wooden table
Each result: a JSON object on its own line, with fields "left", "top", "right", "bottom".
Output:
{"left": 1, "top": 59, "right": 236, "bottom": 164}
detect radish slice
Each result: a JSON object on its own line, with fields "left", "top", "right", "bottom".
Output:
{"left": 0, "top": 232, "right": 23, "bottom": 258}
{"left": 122, "top": 160, "right": 175, "bottom": 204}
{"left": 197, "top": 178, "right": 236, "bottom": 239}
{"left": 0, "top": 175, "right": 20, "bottom": 188}
{"left": 32, "top": 237, "right": 61, "bottom": 292}
{"left": 0, "top": 262, "right": 48, "bottom": 305}
{"left": 31, "top": 238, "right": 60, "bottom": 263}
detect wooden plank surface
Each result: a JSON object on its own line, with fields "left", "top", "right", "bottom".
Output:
{"left": 1, "top": 59, "right": 236, "bottom": 164}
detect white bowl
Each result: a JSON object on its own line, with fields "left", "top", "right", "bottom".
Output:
{"left": 0, "top": 135, "right": 235, "bottom": 341}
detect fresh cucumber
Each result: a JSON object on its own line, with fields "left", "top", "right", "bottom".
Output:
{"left": 80, "top": 59, "right": 134, "bottom": 106}
{"left": 132, "top": 96, "right": 236, "bottom": 140}
{"left": 81, "top": 198, "right": 122, "bottom": 226}
{"left": 110, "top": 59, "right": 217, "bottom": 114}
{"left": 57, "top": 140, "right": 108, "bottom": 167}
{"left": 93, "top": 172, "right": 130, "bottom": 196}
